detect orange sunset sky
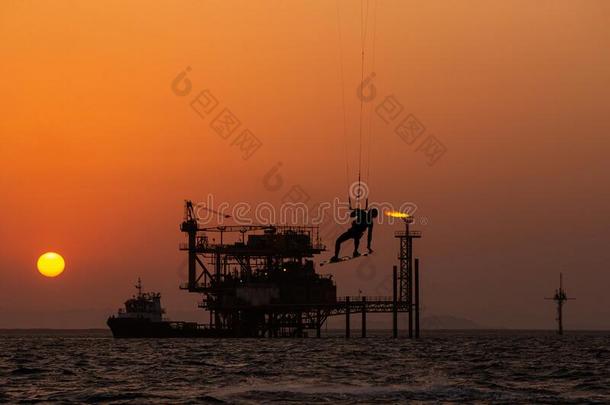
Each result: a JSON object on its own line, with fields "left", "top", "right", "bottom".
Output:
{"left": 1, "top": 1, "right": 609, "bottom": 329}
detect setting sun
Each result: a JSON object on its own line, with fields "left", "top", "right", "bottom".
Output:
{"left": 37, "top": 252, "right": 65, "bottom": 278}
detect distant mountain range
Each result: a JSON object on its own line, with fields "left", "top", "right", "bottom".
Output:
{"left": 420, "top": 315, "right": 485, "bottom": 330}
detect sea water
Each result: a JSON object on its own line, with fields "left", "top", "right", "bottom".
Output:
{"left": 1, "top": 330, "right": 608, "bottom": 403}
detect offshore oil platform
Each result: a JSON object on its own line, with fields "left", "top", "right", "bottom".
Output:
{"left": 108, "top": 201, "right": 423, "bottom": 338}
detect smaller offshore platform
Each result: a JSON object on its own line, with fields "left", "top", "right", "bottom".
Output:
{"left": 545, "top": 273, "right": 574, "bottom": 335}
{"left": 177, "top": 201, "right": 422, "bottom": 338}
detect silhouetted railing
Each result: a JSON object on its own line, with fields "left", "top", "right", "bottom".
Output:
{"left": 337, "top": 296, "right": 393, "bottom": 302}
{"left": 394, "top": 230, "right": 422, "bottom": 237}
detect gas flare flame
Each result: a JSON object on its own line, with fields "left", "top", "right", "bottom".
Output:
{"left": 385, "top": 210, "right": 410, "bottom": 219}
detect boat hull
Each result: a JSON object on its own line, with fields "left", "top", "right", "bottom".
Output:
{"left": 107, "top": 317, "right": 230, "bottom": 338}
